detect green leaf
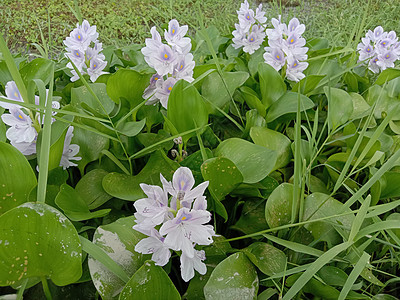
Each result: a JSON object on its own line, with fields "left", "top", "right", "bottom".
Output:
{"left": 239, "top": 87, "right": 266, "bottom": 117}
{"left": 250, "top": 127, "right": 292, "bottom": 171}
{"left": 0, "top": 203, "right": 82, "bottom": 286}
{"left": 265, "top": 183, "right": 293, "bottom": 228}
{"left": 292, "top": 74, "right": 326, "bottom": 95}
{"left": 75, "top": 169, "right": 112, "bottom": 209}
{"left": 88, "top": 216, "right": 148, "bottom": 299}
{"left": 325, "top": 87, "right": 353, "bottom": 130}
{"left": 215, "top": 138, "right": 277, "bottom": 184}
{"left": 55, "top": 184, "right": 111, "bottom": 221}
{"left": 258, "top": 63, "right": 286, "bottom": 109}
{"left": 201, "top": 157, "right": 243, "bottom": 201}
{"left": 303, "top": 193, "right": 355, "bottom": 246}
{"left": 106, "top": 69, "right": 152, "bottom": 107}
{"left": 0, "top": 142, "right": 37, "bottom": 216}
{"left": 119, "top": 261, "right": 180, "bottom": 300}
{"left": 375, "top": 68, "right": 400, "bottom": 85}
{"left": 20, "top": 58, "right": 54, "bottom": 86}
{"left": 201, "top": 71, "right": 249, "bottom": 113}
{"left": 242, "top": 242, "right": 286, "bottom": 276}
{"left": 350, "top": 92, "right": 371, "bottom": 120}
{"left": 102, "top": 151, "right": 179, "bottom": 201}
{"left": 71, "top": 83, "right": 114, "bottom": 116}
{"left": 204, "top": 252, "right": 258, "bottom": 300}
{"left": 167, "top": 80, "right": 208, "bottom": 143}
{"left": 265, "top": 92, "right": 314, "bottom": 123}
{"left": 231, "top": 199, "right": 268, "bottom": 236}
{"left": 116, "top": 119, "right": 146, "bottom": 137}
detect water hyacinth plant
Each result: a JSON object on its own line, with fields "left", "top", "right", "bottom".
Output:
{"left": 1, "top": 1, "right": 400, "bottom": 299}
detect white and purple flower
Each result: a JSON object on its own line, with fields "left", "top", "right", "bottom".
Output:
{"left": 133, "top": 167, "right": 215, "bottom": 282}
{"left": 358, "top": 26, "right": 400, "bottom": 73}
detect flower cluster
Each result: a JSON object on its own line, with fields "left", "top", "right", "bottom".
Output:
{"left": 232, "top": 0, "right": 267, "bottom": 54}
{"left": 357, "top": 26, "right": 400, "bottom": 73}
{"left": 133, "top": 167, "right": 215, "bottom": 282}
{"left": 0, "top": 81, "right": 81, "bottom": 169}
{"left": 64, "top": 20, "right": 107, "bottom": 82}
{"left": 263, "top": 16, "right": 309, "bottom": 82}
{"left": 141, "top": 19, "right": 195, "bottom": 109}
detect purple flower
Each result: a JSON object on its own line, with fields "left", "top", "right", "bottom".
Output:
{"left": 180, "top": 250, "right": 207, "bottom": 282}
{"left": 155, "top": 77, "right": 177, "bottom": 109}
{"left": 159, "top": 207, "right": 214, "bottom": 258}
{"left": 135, "top": 229, "right": 171, "bottom": 266}
{"left": 161, "top": 166, "right": 209, "bottom": 210}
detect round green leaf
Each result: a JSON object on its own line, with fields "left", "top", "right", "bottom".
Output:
{"left": 106, "top": 69, "right": 152, "bottom": 106}
{"left": 204, "top": 252, "right": 258, "bottom": 300}
{"left": 75, "top": 169, "right": 112, "bottom": 209}
{"left": 71, "top": 83, "right": 115, "bottom": 116}
{"left": 0, "top": 203, "right": 82, "bottom": 286}
{"left": 88, "top": 216, "right": 147, "bottom": 299}
{"left": 0, "top": 142, "right": 37, "bottom": 216}
{"left": 303, "top": 193, "right": 355, "bottom": 246}
{"left": 215, "top": 138, "right": 277, "bottom": 184}
{"left": 102, "top": 151, "right": 179, "bottom": 201}
{"left": 119, "top": 260, "right": 180, "bottom": 300}
{"left": 242, "top": 242, "right": 287, "bottom": 276}
{"left": 201, "top": 71, "right": 249, "bottom": 113}
{"left": 265, "top": 183, "right": 293, "bottom": 228}
{"left": 258, "top": 63, "right": 286, "bottom": 109}
{"left": 265, "top": 92, "right": 314, "bottom": 123}
{"left": 20, "top": 58, "right": 54, "bottom": 86}
{"left": 250, "top": 126, "right": 292, "bottom": 171}
{"left": 167, "top": 80, "right": 208, "bottom": 143}
{"left": 201, "top": 157, "right": 243, "bottom": 201}
{"left": 55, "top": 184, "right": 111, "bottom": 221}
{"left": 325, "top": 87, "right": 353, "bottom": 130}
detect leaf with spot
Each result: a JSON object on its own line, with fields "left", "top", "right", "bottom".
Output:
{"left": 0, "top": 142, "right": 37, "bottom": 216}
{"left": 204, "top": 252, "right": 258, "bottom": 300}
{"left": 215, "top": 138, "right": 277, "bottom": 184}
{"left": 88, "top": 216, "right": 148, "bottom": 300}
{"left": 119, "top": 260, "right": 180, "bottom": 300}
{"left": 265, "top": 183, "right": 293, "bottom": 228}
{"left": 71, "top": 83, "right": 115, "bottom": 116}
{"left": 242, "top": 242, "right": 287, "bottom": 276}
{"left": 0, "top": 203, "right": 82, "bottom": 286}
{"left": 201, "top": 157, "right": 243, "bottom": 201}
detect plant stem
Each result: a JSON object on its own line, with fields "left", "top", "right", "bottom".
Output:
{"left": 41, "top": 277, "right": 52, "bottom": 300}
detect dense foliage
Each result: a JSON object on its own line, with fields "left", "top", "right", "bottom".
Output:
{"left": 1, "top": 1, "right": 400, "bottom": 299}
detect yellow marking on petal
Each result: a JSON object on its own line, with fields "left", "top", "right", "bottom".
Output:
{"left": 290, "top": 38, "right": 294, "bottom": 43}
{"left": 246, "top": 15, "right": 250, "bottom": 20}
{"left": 172, "top": 29, "right": 175, "bottom": 34}
{"left": 294, "top": 63, "right": 297, "bottom": 67}
{"left": 168, "top": 86, "right": 172, "bottom": 91}
{"left": 18, "top": 114, "right": 23, "bottom": 120}
{"left": 164, "top": 53, "right": 169, "bottom": 59}
{"left": 93, "top": 64, "right": 97, "bottom": 68}
{"left": 250, "top": 38, "right": 254, "bottom": 42}
{"left": 154, "top": 77, "right": 158, "bottom": 81}
{"left": 14, "top": 92, "right": 18, "bottom": 97}
{"left": 180, "top": 64, "right": 183, "bottom": 69}
{"left": 180, "top": 180, "right": 185, "bottom": 188}
{"left": 386, "top": 54, "right": 390, "bottom": 58}
{"left": 276, "top": 55, "right": 280, "bottom": 59}
{"left": 78, "top": 35, "right": 81, "bottom": 39}
{"left": 181, "top": 216, "right": 187, "bottom": 221}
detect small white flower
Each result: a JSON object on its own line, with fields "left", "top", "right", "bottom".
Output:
{"left": 154, "top": 77, "right": 177, "bottom": 109}
{"left": 87, "top": 58, "right": 107, "bottom": 82}
{"left": 164, "top": 19, "right": 191, "bottom": 54}
{"left": 286, "top": 58, "right": 308, "bottom": 82}
{"left": 60, "top": 126, "right": 81, "bottom": 169}
{"left": 1, "top": 107, "right": 37, "bottom": 143}
{"left": 0, "top": 81, "right": 24, "bottom": 110}
{"left": 143, "top": 74, "right": 163, "bottom": 105}
{"left": 135, "top": 229, "right": 171, "bottom": 266}
{"left": 263, "top": 47, "right": 286, "bottom": 71}
{"left": 160, "top": 166, "right": 209, "bottom": 210}
{"left": 159, "top": 207, "right": 214, "bottom": 258}
{"left": 173, "top": 53, "right": 195, "bottom": 82}
{"left": 180, "top": 250, "right": 207, "bottom": 282}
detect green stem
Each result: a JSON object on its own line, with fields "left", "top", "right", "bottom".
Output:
{"left": 16, "top": 278, "right": 28, "bottom": 300}
{"left": 41, "top": 277, "right": 52, "bottom": 300}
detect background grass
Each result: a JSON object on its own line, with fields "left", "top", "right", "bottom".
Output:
{"left": 1, "top": 0, "right": 400, "bottom": 55}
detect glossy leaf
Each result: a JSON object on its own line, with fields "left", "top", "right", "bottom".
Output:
{"left": 204, "top": 252, "right": 258, "bottom": 300}
{"left": 215, "top": 138, "right": 277, "bottom": 184}
{"left": 88, "top": 216, "right": 147, "bottom": 300}
{"left": 201, "top": 157, "right": 243, "bottom": 201}
{"left": 20, "top": 58, "right": 54, "bottom": 86}
{"left": 258, "top": 63, "right": 286, "bottom": 109}
{"left": 250, "top": 126, "right": 292, "bottom": 171}
{"left": 0, "top": 203, "right": 82, "bottom": 286}
{"left": 119, "top": 261, "right": 180, "bottom": 300}
{"left": 242, "top": 242, "right": 286, "bottom": 276}
{"left": 265, "top": 91, "right": 314, "bottom": 123}
{"left": 0, "top": 142, "right": 37, "bottom": 216}
{"left": 71, "top": 83, "right": 114, "bottom": 116}
{"left": 265, "top": 183, "right": 293, "bottom": 228}
{"left": 325, "top": 87, "right": 353, "bottom": 130}
{"left": 55, "top": 184, "right": 111, "bottom": 221}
